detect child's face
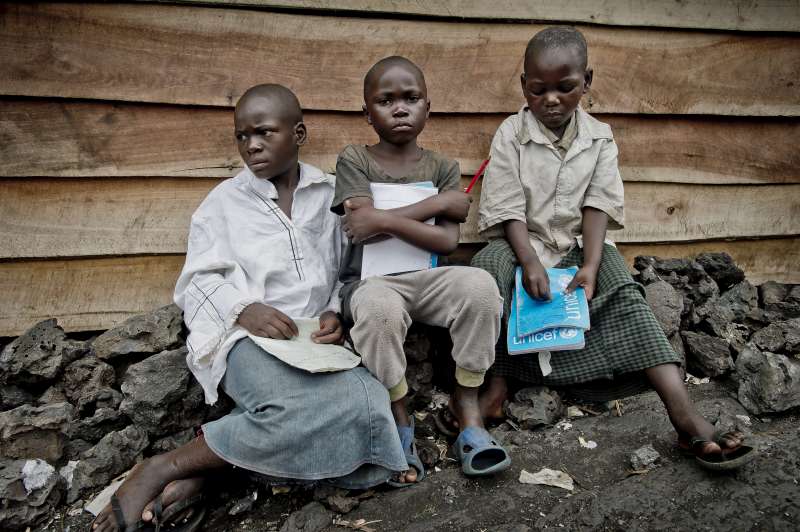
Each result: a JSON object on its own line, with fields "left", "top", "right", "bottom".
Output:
{"left": 363, "top": 65, "right": 430, "bottom": 145}
{"left": 234, "top": 96, "right": 306, "bottom": 179}
{"left": 521, "top": 47, "right": 592, "bottom": 132}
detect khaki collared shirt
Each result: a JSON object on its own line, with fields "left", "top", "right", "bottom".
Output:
{"left": 478, "top": 106, "right": 625, "bottom": 267}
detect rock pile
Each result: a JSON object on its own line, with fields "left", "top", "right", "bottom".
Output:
{"left": 0, "top": 252, "right": 797, "bottom": 530}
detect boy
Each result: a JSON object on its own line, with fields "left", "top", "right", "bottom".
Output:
{"left": 471, "top": 27, "right": 754, "bottom": 470}
{"left": 92, "top": 85, "right": 407, "bottom": 532}
{"left": 332, "top": 56, "right": 511, "bottom": 480}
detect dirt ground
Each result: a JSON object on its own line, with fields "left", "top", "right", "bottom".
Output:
{"left": 53, "top": 379, "right": 799, "bottom": 532}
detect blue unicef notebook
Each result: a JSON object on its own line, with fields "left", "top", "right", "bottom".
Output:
{"left": 514, "top": 266, "right": 590, "bottom": 337}
{"left": 507, "top": 289, "right": 585, "bottom": 354}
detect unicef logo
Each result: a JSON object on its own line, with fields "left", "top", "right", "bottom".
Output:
{"left": 557, "top": 274, "right": 572, "bottom": 290}
{"left": 559, "top": 329, "right": 578, "bottom": 339}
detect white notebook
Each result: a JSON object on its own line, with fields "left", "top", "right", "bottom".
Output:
{"left": 360, "top": 182, "right": 439, "bottom": 279}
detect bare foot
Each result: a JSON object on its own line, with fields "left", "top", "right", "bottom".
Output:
{"left": 91, "top": 456, "right": 175, "bottom": 531}
{"left": 478, "top": 376, "right": 508, "bottom": 421}
{"left": 142, "top": 476, "right": 205, "bottom": 524}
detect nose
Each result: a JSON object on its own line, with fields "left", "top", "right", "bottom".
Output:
{"left": 392, "top": 103, "right": 409, "bottom": 116}
{"left": 544, "top": 91, "right": 559, "bottom": 107}
{"left": 246, "top": 137, "right": 262, "bottom": 154}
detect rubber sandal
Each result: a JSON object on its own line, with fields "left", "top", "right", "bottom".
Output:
{"left": 677, "top": 431, "right": 757, "bottom": 471}
{"left": 103, "top": 494, "right": 154, "bottom": 532}
{"left": 156, "top": 492, "right": 205, "bottom": 532}
{"left": 453, "top": 426, "right": 511, "bottom": 477}
{"left": 386, "top": 419, "right": 425, "bottom": 488}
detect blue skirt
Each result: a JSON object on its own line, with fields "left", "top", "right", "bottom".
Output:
{"left": 202, "top": 338, "right": 406, "bottom": 489}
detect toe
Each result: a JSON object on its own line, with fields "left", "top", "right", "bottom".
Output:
{"left": 405, "top": 468, "right": 418, "bottom": 483}
{"left": 718, "top": 431, "right": 744, "bottom": 450}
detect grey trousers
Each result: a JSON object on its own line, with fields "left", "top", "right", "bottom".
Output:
{"left": 348, "top": 266, "right": 503, "bottom": 398}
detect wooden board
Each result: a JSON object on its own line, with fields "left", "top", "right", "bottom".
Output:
{"left": 2, "top": 4, "right": 799, "bottom": 115}
{"left": 138, "top": 0, "right": 800, "bottom": 32}
{"left": 2, "top": 177, "right": 798, "bottom": 258}
{"left": 3, "top": 100, "right": 799, "bottom": 184}
{"left": 0, "top": 255, "right": 186, "bottom": 336}
{"left": 2, "top": 237, "right": 797, "bottom": 336}
{"left": 458, "top": 181, "right": 800, "bottom": 244}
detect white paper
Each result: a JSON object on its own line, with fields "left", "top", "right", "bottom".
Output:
{"left": 518, "top": 468, "right": 574, "bottom": 491}
{"left": 361, "top": 183, "right": 438, "bottom": 279}
{"left": 248, "top": 318, "right": 360, "bottom": 373}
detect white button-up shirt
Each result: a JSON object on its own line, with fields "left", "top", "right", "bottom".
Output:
{"left": 174, "top": 162, "right": 344, "bottom": 404}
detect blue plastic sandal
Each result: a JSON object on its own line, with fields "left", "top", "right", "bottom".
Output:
{"left": 453, "top": 426, "right": 511, "bottom": 477}
{"left": 386, "top": 419, "right": 425, "bottom": 488}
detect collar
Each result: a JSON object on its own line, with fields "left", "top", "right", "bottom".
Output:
{"left": 516, "top": 105, "right": 612, "bottom": 155}
{"left": 240, "top": 161, "right": 333, "bottom": 200}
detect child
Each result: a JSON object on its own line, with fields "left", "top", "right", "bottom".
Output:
{"left": 92, "top": 84, "right": 408, "bottom": 532}
{"left": 332, "top": 56, "right": 511, "bottom": 479}
{"left": 470, "top": 27, "right": 755, "bottom": 470}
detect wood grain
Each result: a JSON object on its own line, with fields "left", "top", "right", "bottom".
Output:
{"left": 136, "top": 0, "right": 800, "bottom": 32}
{"left": 2, "top": 3, "right": 798, "bottom": 115}
{"left": 2, "top": 177, "right": 798, "bottom": 258}
{"left": 2, "top": 238, "right": 796, "bottom": 336}
{"left": 3, "top": 100, "right": 799, "bottom": 184}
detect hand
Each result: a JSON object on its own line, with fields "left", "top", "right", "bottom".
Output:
{"left": 343, "top": 200, "right": 385, "bottom": 243}
{"left": 521, "top": 259, "right": 551, "bottom": 300}
{"left": 311, "top": 311, "right": 344, "bottom": 344}
{"left": 565, "top": 264, "right": 599, "bottom": 301}
{"left": 435, "top": 190, "right": 471, "bottom": 223}
{"left": 237, "top": 302, "right": 298, "bottom": 339}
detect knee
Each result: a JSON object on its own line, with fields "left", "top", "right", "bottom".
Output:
{"left": 352, "top": 284, "right": 409, "bottom": 331}
{"left": 453, "top": 268, "right": 502, "bottom": 314}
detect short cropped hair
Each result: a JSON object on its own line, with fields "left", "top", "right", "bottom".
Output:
{"left": 237, "top": 83, "right": 303, "bottom": 124}
{"left": 525, "top": 27, "right": 588, "bottom": 70}
{"left": 363, "top": 56, "right": 426, "bottom": 101}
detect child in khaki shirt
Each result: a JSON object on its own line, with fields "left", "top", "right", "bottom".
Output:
{"left": 468, "top": 27, "right": 755, "bottom": 470}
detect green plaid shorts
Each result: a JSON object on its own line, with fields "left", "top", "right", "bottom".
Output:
{"left": 471, "top": 239, "right": 681, "bottom": 401}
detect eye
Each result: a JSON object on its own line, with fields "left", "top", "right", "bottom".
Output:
{"left": 529, "top": 88, "right": 545, "bottom": 96}
{"left": 559, "top": 84, "right": 577, "bottom": 93}
{"left": 407, "top": 95, "right": 420, "bottom": 103}
{"left": 235, "top": 133, "right": 246, "bottom": 141}
{"left": 379, "top": 99, "right": 392, "bottom": 106}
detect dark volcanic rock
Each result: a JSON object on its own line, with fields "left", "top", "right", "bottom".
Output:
{"left": 505, "top": 387, "right": 563, "bottom": 429}
{"left": 120, "top": 347, "right": 207, "bottom": 437}
{"left": 681, "top": 331, "right": 734, "bottom": 377}
{"left": 0, "top": 459, "right": 64, "bottom": 531}
{"left": 280, "top": 501, "right": 332, "bottom": 532}
{"left": 695, "top": 252, "right": 745, "bottom": 291}
{"left": 645, "top": 280, "right": 683, "bottom": 337}
{"left": 760, "top": 281, "right": 789, "bottom": 306}
{"left": 633, "top": 256, "right": 719, "bottom": 314}
{"left": 92, "top": 304, "right": 183, "bottom": 360}
{"left": 149, "top": 427, "right": 196, "bottom": 454}
{"left": 751, "top": 319, "right": 800, "bottom": 354}
{"left": 629, "top": 444, "right": 661, "bottom": 471}
{"left": 718, "top": 281, "right": 759, "bottom": 322}
{"left": 736, "top": 345, "right": 800, "bottom": 414}
{"left": 67, "top": 425, "right": 149, "bottom": 503}
{"left": 36, "top": 385, "right": 67, "bottom": 406}
{"left": 404, "top": 326, "right": 432, "bottom": 363}
{"left": 0, "top": 402, "right": 73, "bottom": 462}
{"left": 63, "top": 356, "right": 120, "bottom": 416}
{"left": 0, "top": 385, "right": 34, "bottom": 411}
{"left": 0, "top": 319, "right": 89, "bottom": 386}
{"left": 69, "top": 407, "right": 129, "bottom": 444}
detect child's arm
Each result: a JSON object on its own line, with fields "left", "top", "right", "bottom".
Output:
{"left": 504, "top": 219, "right": 551, "bottom": 300}
{"left": 564, "top": 207, "right": 607, "bottom": 301}
{"left": 344, "top": 199, "right": 460, "bottom": 255}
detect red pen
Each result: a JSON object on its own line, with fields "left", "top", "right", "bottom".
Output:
{"left": 464, "top": 158, "right": 490, "bottom": 194}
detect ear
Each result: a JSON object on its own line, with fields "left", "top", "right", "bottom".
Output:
{"left": 520, "top": 72, "right": 527, "bottom": 96}
{"left": 425, "top": 98, "right": 431, "bottom": 120}
{"left": 362, "top": 104, "right": 372, "bottom": 125}
{"left": 294, "top": 122, "right": 308, "bottom": 146}
{"left": 583, "top": 68, "right": 593, "bottom": 93}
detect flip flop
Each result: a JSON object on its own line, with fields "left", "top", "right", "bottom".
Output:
{"left": 106, "top": 494, "right": 155, "bottom": 532}
{"left": 677, "top": 431, "right": 757, "bottom": 471}
{"left": 157, "top": 493, "right": 206, "bottom": 532}
{"left": 386, "top": 419, "right": 425, "bottom": 488}
{"left": 452, "top": 426, "right": 511, "bottom": 477}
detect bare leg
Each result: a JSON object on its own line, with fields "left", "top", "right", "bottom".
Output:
{"left": 92, "top": 435, "right": 227, "bottom": 531}
{"left": 478, "top": 375, "right": 508, "bottom": 421}
{"left": 451, "top": 384, "right": 484, "bottom": 429}
{"left": 645, "top": 363, "right": 743, "bottom": 455}
{"left": 390, "top": 397, "right": 417, "bottom": 484}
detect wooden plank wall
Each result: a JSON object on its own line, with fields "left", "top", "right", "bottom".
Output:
{"left": 1, "top": 1, "right": 799, "bottom": 335}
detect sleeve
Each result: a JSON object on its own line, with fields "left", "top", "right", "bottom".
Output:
{"left": 173, "top": 215, "right": 259, "bottom": 343}
{"left": 582, "top": 138, "right": 625, "bottom": 230}
{"left": 436, "top": 157, "right": 461, "bottom": 192}
{"left": 331, "top": 146, "right": 374, "bottom": 215}
{"left": 321, "top": 221, "right": 346, "bottom": 315}
{"left": 477, "top": 121, "right": 528, "bottom": 236}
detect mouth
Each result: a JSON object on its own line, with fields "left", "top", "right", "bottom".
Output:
{"left": 248, "top": 160, "right": 270, "bottom": 171}
{"left": 392, "top": 123, "right": 414, "bottom": 131}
